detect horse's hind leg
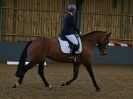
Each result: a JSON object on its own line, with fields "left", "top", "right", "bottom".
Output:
{"left": 13, "top": 61, "right": 36, "bottom": 88}
{"left": 61, "top": 63, "right": 80, "bottom": 86}
{"left": 38, "top": 62, "right": 52, "bottom": 90}
{"left": 83, "top": 62, "right": 100, "bottom": 92}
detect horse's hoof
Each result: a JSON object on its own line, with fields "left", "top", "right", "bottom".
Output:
{"left": 13, "top": 82, "right": 20, "bottom": 88}
{"left": 61, "top": 83, "right": 65, "bottom": 86}
{"left": 96, "top": 88, "right": 101, "bottom": 92}
{"left": 48, "top": 85, "right": 53, "bottom": 90}
{"left": 61, "top": 82, "right": 67, "bottom": 86}
{"left": 13, "top": 84, "right": 17, "bottom": 88}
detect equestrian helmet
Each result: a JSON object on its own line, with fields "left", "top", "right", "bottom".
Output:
{"left": 67, "top": 5, "right": 77, "bottom": 11}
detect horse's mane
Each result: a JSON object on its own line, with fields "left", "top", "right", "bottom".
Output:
{"left": 83, "top": 31, "right": 106, "bottom": 36}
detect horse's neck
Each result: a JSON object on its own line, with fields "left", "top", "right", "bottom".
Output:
{"left": 89, "top": 38, "right": 98, "bottom": 48}
{"left": 82, "top": 35, "right": 98, "bottom": 48}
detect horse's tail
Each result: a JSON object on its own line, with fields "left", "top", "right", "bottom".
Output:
{"left": 15, "top": 41, "right": 32, "bottom": 77}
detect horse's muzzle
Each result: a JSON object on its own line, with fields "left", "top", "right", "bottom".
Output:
{"left": 100, "top": 50, "right": 107, "bottom": 55}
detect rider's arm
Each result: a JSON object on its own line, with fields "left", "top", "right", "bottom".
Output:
{"left": 73, "top": 25, "right": 80, "bottom": 33}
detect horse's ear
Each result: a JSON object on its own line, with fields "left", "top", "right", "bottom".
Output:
{"left": 107, "top": 32, "right": 111, "bottom": 36}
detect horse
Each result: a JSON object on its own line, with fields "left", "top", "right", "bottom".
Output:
{"left": 13, "top": 31, "right": 111, "bottom": 92}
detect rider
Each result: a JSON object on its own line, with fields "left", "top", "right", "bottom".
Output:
{"left": 61, "top": 4, "right": 80, "bottom": 60}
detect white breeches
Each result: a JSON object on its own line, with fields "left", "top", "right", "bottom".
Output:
{"left": 65, "top": 34, "right": 78, "bottom": 46}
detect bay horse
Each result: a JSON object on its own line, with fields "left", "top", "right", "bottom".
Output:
{"left": 13, "top": 31, "right": 111, "bottom": 92}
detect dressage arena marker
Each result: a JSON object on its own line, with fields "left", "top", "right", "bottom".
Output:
{"left": 7, "top": 61, "right": 47, "bottom": 65}
{"left": 7, "top": 61, "right": 29, "bottom": 65}
{"left": 108, "top": 43, "right": 133, "bottom": 47}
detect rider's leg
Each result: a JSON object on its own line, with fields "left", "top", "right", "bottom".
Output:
{"left": 65, "top": 34, "right": 78, "bottom": 46}
{"left": 65, "top": 34, "right": 78, "bottom": 60}
{"left": 69, "top": 44, "right": 78, "bottom": 58}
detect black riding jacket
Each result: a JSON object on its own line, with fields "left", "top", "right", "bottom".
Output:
{"left": 61, "top": 12, "right": 79, "bottom": 35}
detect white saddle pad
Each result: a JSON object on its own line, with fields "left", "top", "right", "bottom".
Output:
{"left": 58, "top": 37, "right": 82, "bottom": 54}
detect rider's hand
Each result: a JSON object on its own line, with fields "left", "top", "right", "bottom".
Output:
{"left": 80, "top": 32, "right": 82, "bottom": 35}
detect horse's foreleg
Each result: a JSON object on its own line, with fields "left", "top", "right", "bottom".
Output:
{"left": 61, "top": 63, "right": 80, "bottom": 86}
{"left": 83, "top": 63, "right": 100, "bottom": 92}
{"left": 38, "top": 62, "right": 52, "bottom": 90}
{"left": 13, "top": 62, "right": 35, "bottom": 88}
{"left": 13, "top": 76, "right": 24, "bottom": 88}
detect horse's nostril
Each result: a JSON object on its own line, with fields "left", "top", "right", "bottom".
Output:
{"left": 100, "top": 51, "right": 107, "bottom": 55}
{"left": 104, "top": 52, "right": 107, "bottom": 55}
{"left": 104, "top": 53, "right": 107, "bottom": 55}
{"left": 105, "top": 51, "right": 107, "bottom": 54}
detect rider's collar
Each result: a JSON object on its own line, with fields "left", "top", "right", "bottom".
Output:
{"left": 68, "top": 12, "right": 73, "bottom": 16}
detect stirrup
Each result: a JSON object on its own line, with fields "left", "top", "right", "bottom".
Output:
{"left": 69, "top": 55, "right": 77, "bottom": 62}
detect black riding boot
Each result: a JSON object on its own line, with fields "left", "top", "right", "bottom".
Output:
{"left": 69, "top": 44, "right": 78, "bottom": 61}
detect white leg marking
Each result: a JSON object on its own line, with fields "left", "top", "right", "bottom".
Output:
{"left": 48, "top": 85, "right": 53, "bottom": 90}
{"left": 15, "top": 82, "right": 20, "bottom": 87}
{"left": 44, "top": 62, "right": 47, "bottom": 66}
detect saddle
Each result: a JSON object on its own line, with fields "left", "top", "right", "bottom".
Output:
{"left": 58, "top": 34, "right": 82, "bottom": 54}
